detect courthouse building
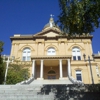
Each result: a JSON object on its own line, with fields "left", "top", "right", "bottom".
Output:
{"left": 10, "top": 17, "right": 100, "bottom": 84}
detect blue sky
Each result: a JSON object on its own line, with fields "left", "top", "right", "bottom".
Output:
{"left": 0, "top": 0, "right": 100, "bottom": 55}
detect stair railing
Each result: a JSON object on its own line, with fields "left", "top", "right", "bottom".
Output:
{"left": 68, "top": 75, "right": 84, "bottom": 86}
{"left": 16, "top": 75, "right": 34, "bottom": 85}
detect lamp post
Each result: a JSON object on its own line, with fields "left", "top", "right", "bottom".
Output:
{"left": 83, "top": 54, "right": 94, "bottom": 84}
{"left": 3, "top": 55, "right": 14, "bottom": 85}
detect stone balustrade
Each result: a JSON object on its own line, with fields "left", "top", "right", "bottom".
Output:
{"left": 16, "top": 76, "right": 34, "bottom": 85}
{"left": 69, "top": 76, "right": 84, "bottom": 86}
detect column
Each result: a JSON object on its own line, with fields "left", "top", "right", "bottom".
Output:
{"left": 32, "top": 60, "right": 35, "bottom": 77}
{"left": 40, "top": 60, "right": 44, "bottom": 78}
{"left": 59, "top": 59, "right": 63, "bottom": 78}
{"left": 68, "top": 59, "right": 71, "bottom": 77}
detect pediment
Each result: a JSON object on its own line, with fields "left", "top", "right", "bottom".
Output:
{"left": 33, "top": 28, "right": 61, "bottom": 37}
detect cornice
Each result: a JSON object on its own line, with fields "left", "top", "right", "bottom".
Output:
{"left": 10, "top": 27, "right": 93, "bottom": 42}
{"left": 94, "top": 55, "right": 100, "bottom": 59}
{"left": 71, "top": 61, "right": 97, "bottom": 66}
{"left": 10, "top": 35, "right": 93, "bottom": 42}
{"left": 31, "top": 55, "right": 72, "bottom": 60}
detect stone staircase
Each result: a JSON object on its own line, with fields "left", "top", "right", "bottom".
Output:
{"left": 0, "top": 79, "right": 72, "bottom": 100}
{"left": 0, "top": 77, "right": 84, "bottom": 100}
{"left": 30, "top": 79, "right": 72, "bottom": 85}
{"left": 0, "top": 85, "right": 55, "bottom": 100}
{"left": 1, "top": 84, "right": 99, "bottom": 100}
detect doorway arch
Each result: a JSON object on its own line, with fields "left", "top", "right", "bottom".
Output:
{"left": 47, "top": 70, "right": 56, "bottom": 79}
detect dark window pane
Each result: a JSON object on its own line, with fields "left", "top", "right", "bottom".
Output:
{"left": 78, "top": 56, "right": 81, "bottom": 60}
{"left": 52, "top": 51, "right": 55, "bottom": 53}
{"left": 48, "top": 75, "right": 56, "bottom": 79}
{"left": 48, "top": 76, "right": 51, "bottom": 79}
{"left": 73, "top": 56, "right": 76, "bottom": 60}
{"left": 22, "top": 57, "right": 26, "bottom": 61}
{"left": 76, "top": 74, "right": 82, "bottom": 81}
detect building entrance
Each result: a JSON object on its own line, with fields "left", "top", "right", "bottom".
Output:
{"left": 47, "top": 70, "right": 56, "bottom": 79}
{"left": 48, "top": 75, "right": 56, "bottom": 79}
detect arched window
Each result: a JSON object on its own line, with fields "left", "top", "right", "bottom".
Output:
{"left": 76, "top": 70, "right": 82, "bottom": 81}
{"left": 22, "top": 48, "right": 31, "bottom": 61}
{"left": 47, "top": 47, "right": 56, "bottom": 55}
{"left": 72, "top": 47, "right": 81, "bottom": 60}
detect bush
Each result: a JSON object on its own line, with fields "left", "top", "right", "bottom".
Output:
{"left": 6, "top": 64, "right": 30, "bottom": 84}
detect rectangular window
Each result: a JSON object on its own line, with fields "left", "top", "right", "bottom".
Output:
{"left": 27, "top": 56, "right": 30, "bottom": 61}
{"left": 73, "top": 56, "right": 76, "bottom": 60}
{"left": 22, "top": 56, "right": 26, "bottom": 61}
{"left": 76, "top": 70, "right": 82, "bottom": 81}
{"left": 76, "top": 74, "right": 82, "bottom": 81}
{"left": 78, "top": 56, "right": 81, "bottom": 60}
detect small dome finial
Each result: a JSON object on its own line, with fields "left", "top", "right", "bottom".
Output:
{"left": 50, "top": 14, "right": 54, "bottom": 18}
{"left": 49, "top": 14, "right": 54, "bottom": 27}
{"left": 43, "top": 15, "right": 60, "bottom": 30}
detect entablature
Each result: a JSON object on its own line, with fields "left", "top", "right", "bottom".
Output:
{"left": 10, "top": 35, "right": 93, "bottom": 42}
{"left": 31, "top": 55, "right": 71, "bottom": 60}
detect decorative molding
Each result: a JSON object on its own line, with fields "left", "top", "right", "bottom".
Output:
{"left": 68, "top": 44, "right": 85, "bottom": 51}
{"left": 44, "top": 44, "right": 58, "bottom": 51}
{"left": 74, "top": 68, "right": 83, "bottom": 71}
{"left": 87, "top": 41, "right": 91, "bottom": 44}
{"left": 12, "top": 61, "right": 32, "bottom": 66}
{"left": 31, "top": 55, "right": 71, "bottom": 60}
{"left": 19, "top": 45, "right": 35, "bottom": 51}
{"left": 12, "top": 43, "right": 15, "bottom": 45}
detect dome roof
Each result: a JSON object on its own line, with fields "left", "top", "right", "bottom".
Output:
{"left": 43, "top": 17, "right": 60, "bottom": 30}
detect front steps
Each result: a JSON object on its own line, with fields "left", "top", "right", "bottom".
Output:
{"left": 0, "top": 79, "right": 73, "bottom": 100}
{"left": 1, "top": 84, "right": 100, "bottom": 100}
{"left": 0, "top": 85, "right": 54, "bottom": 100}
{"left": 30, "top": 79, "right": 72, "bottom": 85}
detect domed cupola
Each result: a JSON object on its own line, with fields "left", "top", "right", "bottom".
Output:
{"left": 43, "top": 15, "right": 60, "bottom": 31}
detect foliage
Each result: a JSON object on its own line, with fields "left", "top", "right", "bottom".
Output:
{"left": 6, "top": 64, "right": 30, "bottom": 84}
{"left": 58, "top": 0, "right": 100, "bottom": 36}
{"left": 0, "top": 59, "right": 5, "bottom": 84}
{"left": 0, "top": 41, "right": 5, "bottom": 84}
{"left": 0, "top": 41, "right": 4, "bottom": 56}
{"left": 40, "top": 84, "right": 100, "bottom": 100}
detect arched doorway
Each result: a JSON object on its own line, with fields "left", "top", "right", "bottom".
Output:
{"left": 47, "top": 70, "right": 56, "bottom": 79}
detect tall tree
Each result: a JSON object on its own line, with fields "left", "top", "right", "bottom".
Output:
{"left": 0, "top": 41, "right": 5, "bottom": 84}
{"left": 6, "top": 64, "right": 30, "bottom": 84}
{"left": 0, "top": 41, "right": 4, "bottom": 57}
{"left": 58, "top": 0, "right": 100, "bottom": 36}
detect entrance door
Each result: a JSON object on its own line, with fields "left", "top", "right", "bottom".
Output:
{"left": 47, "top": 70, "right": 56, "bottom": 79}
{"left": 48, "top": 75, "right": 56, "bottom": 79}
